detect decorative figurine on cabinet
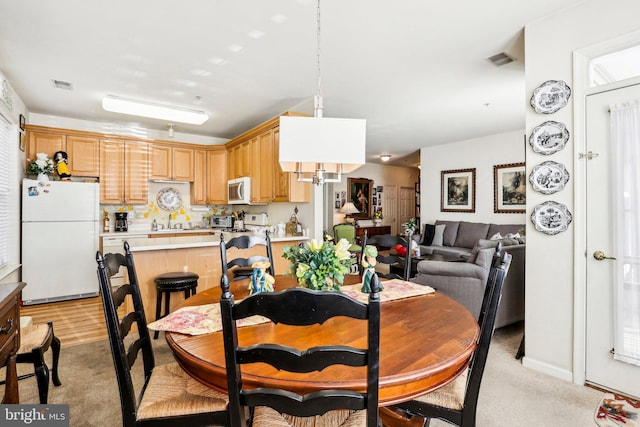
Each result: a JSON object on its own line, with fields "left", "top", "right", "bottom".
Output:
{"left": 361, "top": 245, "right": 383, "bottom": 293}
{"left": 250, "top": 261, "right": 275, "bottom": 295}
{"left": 54, "top": 151, "right": 71, "bottom": 181}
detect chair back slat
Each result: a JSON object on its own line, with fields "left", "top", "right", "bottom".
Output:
{"left": 238, "top": 344, "right": 367, "bottom": 372}
{"left": 243, "top": 389, "right": 366, "bottom": 418}
{"left": 220, "top": 240, "right": 381, "bottom": 427}
{"left": 221, "top": 232, "right": 275, "bottom": 280}
{"left": 96, "top": 243, "right": 156, "bottom": 427}
{"left": 234, "top": 288, "right": 368, "bottom": 324}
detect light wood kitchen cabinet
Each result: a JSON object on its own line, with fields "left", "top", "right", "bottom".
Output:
{"left": 100, "top": 139, "right": 149, "bottom": 204}
{"left": 149, "top": 144, "right": 194, "bottom": 181}
{"left": 27, "top": 131, "right": 64, "bottom": 160}
{"left": 66, "top": 135, "right": 100, "bottom": 176}
{"left": 191, "top": 149, "right": 227, "bottom": 205}
{"left": 273, "top": 128, "right": 310, "bottom": 202}
{"left": 207, "top": 150, "right": 227, "bottom": 204}
{"left": 26, "top": 127, "right": 100, "bottom": 178}
{"left": 224, "top": 112, "right": 310, "bottom": 203}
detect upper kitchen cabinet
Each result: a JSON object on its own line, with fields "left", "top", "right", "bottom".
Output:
{"left": 225, "top": 112, "right": 310, "bottom": 203}
{"left": 26, "top": 126, "right": 100, "bottom": 177}
{"left": 66, "top": 135, "right": 100, "bottom": 177}
{"left": 191, "top": 148, "right": 227, "bottom": 205}
{"left": 149, "top": 144, "right": 194, "bottom": 181}
{"left": 100, "top": 139, "right": 149, "bottom": 204}
{"left": 273, "top": 128, "right": 310, "bottom": 203}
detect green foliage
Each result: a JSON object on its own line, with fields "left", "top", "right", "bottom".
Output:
{"left": 282, "top": 238, "right": 355, "bottom": 291}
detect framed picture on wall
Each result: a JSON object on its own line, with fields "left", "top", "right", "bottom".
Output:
{"left": 441, "top": 168, "right": 476, "bottom": 213}
{"left": 494, "top": 162, "right": 526, "bottom": 213}
{"left": 348, "top": 177, "right": 373, "bottom": 219}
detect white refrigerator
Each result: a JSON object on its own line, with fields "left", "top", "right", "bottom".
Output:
{"left": 21, "top": 179, "right": 100, "bottom": 305}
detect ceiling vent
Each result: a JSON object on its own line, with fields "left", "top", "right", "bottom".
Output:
{"left": 487, "top": 52, "right": 515, "bottom": 67}
{"left": 52, "top": 79, "right": 73, "bottom": 90}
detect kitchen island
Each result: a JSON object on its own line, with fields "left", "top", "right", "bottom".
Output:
{"left": 121, "top": 233, "right": 307, "bottom": 322}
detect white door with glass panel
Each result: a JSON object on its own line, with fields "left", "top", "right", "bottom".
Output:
{"left": 585, "top": 81, "right": 640, "bottom": 399}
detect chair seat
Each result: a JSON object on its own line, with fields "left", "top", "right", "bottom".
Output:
{"left": 18, "top": 324, "right": 49, "bottom": 354}
{"left": 137, "top": 362, "right": 229, "bottom": 421}
{"left": 412, "top": 362, "right": 468, "bottom": 411}
{"left": 253, "top": 407, "right": 365, "bottom": 427}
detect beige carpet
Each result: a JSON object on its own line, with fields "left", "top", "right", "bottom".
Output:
{"left": 2, "top": 323, "right": 605, "bottom": 427}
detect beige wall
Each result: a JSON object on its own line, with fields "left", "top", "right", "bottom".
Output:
{"left": 419, "top": 129, "right": 526, "bottom": 226}
{"left": 524, "top": 0, "right": 640, "bottom": 382}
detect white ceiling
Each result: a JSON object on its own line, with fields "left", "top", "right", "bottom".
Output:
{"left": 0, "top": 0, "right": 585, "bottom": 167}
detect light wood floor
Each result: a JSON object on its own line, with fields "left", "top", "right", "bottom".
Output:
{"left": 20, "top": 296, "right": 109, "bottom": 347}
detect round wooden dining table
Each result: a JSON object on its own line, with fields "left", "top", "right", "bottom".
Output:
{"left": 164, "top": 275, "right": 479, "bottom": 406}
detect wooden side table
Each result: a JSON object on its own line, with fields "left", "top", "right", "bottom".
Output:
{"left": 0, "top": 282, "right": 26, "bottom": 403}
{"left": 355, "top": 225, "right": 391, "bottom": 243}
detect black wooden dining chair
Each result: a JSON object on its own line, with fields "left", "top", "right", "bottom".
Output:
{"left": 390, "top": 246, "right": 512, "bottom": 427}
{"left": 96, "top": 242, "right": 230, "bottom": 427}
{"left": 219, "top": 237, "right": 382, "bottom": 427}
{"left": 220, "top": 231, "right": 275, "bottom": 282}
{"left": 362, "top": 231, "right": 413, "bottom": 280}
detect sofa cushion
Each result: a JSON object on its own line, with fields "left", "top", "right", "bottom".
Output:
{"left": 435, "top": 220, "right": 460, "bottom": 247}
{"left": 431, "top": 224, "right": 446, "bottom": 246}
{"left": 420, "top": 224, "right": 436, "bottom": 246}
{"left": 474, "top": 247, "right": 497, "bottom": 269}
{"left": 467, "top": 239, "right": 499, "bottom": 263}
{"left": 454, "top": 221, "right": 490, "bottom": 249}
{"left": 487, "top": 224, "right": 523, "bottom": 239}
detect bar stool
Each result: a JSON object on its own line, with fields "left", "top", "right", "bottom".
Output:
{"left": 153, "top": 271, "right": 199, "bottom": 339}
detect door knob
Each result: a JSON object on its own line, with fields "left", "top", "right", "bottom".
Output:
{"left": 593, "top": 250, "right": 616, "bottom": 261}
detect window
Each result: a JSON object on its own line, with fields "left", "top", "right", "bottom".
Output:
{"left": 0, "top": 113, "right": 9, "bottom": 267}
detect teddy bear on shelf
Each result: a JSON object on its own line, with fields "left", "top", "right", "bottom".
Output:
{"left": 249, "top": 261, "right": 275, "bottom": 295}
{"left": 54, "top": 151, "right": 71, "bottom": 181}
{"left": 361, "top": 245, "right": 383, "bottom": 293}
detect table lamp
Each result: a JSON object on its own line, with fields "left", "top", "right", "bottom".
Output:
{"left": 340, "top": 202, "right": 360, "bottom": 223}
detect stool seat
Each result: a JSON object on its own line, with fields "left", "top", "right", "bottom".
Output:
{"left": 153, "top": 271, "right": 199, "bottom": 339}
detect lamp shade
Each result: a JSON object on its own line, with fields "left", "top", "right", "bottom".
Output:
{"left": 278, "top": 116, "right": 366, "bottom": 174}
{"left": 340, "top": 202, "right": 360, "bottom": 215}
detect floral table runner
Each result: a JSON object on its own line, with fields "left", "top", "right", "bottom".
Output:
{"left": 147, "top": 279, "right": 434, "bottom": 336}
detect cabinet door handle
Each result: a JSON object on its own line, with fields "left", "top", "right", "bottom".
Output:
{"left": 0, "top": 317, "right": 13, "bottom": 334}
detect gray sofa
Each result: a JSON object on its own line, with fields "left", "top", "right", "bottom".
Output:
{"left": 412, "top": 220, "right": 525, "bottom": 329}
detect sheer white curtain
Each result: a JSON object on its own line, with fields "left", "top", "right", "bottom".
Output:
{"left": 610, "top": 100, "right": 640, "bottom": 366}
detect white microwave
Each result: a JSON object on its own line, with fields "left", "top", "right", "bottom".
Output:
{"left": 228, "top": 177, "right": 251, "bottom": 204}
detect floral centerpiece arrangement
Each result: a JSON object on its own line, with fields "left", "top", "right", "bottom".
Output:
{"left": 282, "top": 238, "right": 355, "bottom": 291}
{"left": 26, "top": 153, "right": 54, "bottom": 178}
{"left": 373, "top": 208, "right": 383, "bottom": 220}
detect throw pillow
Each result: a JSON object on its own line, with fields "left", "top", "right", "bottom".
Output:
{"left": 420, "top": 224, "right": 436, "bottom": 246}
{"left": 431, "top": 224, "right": 446, "bottom": 246}
{"left": 490, "top": 232, "right": 502, "bottom": 240}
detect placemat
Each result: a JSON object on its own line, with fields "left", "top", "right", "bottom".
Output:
{"left": 148, "top": 279, "right": 434, "bottom": 336}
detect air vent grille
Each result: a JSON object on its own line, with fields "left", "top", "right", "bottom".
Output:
{"left": 487, "top": 52, "right": 515, "bottom": 67}
{"left": 52, "top": 80, "right": 73, "bottom": 90}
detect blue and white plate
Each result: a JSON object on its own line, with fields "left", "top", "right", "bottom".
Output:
{"left": 530, "top": 80, "right": 571, "bottom": 114}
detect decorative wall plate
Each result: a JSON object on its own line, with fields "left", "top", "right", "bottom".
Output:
{"left": 530, "top": 80, "right": 571, "bottom": 114}
{"left": 156, "top": 187, "right": 182, "bottom": 211}
{"left": 529, "top": 161, "right": 570, "bottom": 195}
{"left": 529, "top": 121, "right": 570, "bottom": 155}
{"left": 531, "top": 201, "right": 572, "bottom": 235}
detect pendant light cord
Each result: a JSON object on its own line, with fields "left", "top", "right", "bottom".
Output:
{"left": 314, "top": 0, "right": 324, "bottom": 118}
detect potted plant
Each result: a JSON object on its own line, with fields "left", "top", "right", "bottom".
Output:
{"left": 401, "top": 217, "right": 418, "bottom": 236}
{"left": 26, "top": 153, "right": 54, "bottom": 181}
{"left": 282, "top": 238, "right": 355, "bottom": 291}
{"left": 373, "top": 208, "right": 383, "bottom": 225}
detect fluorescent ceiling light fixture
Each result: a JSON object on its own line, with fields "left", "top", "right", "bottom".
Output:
{"left": 102, "top": 95, "right": 209, "bottom": 125}
{"left": 380, "top": 155, "right": 391, "bottom": 162}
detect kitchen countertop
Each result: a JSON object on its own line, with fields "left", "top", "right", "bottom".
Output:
{"left": 124, "top": 232, "right": 308, "bottom": 252}
{"left": 100, "top": 228, "right": 215, "bottom": 237}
